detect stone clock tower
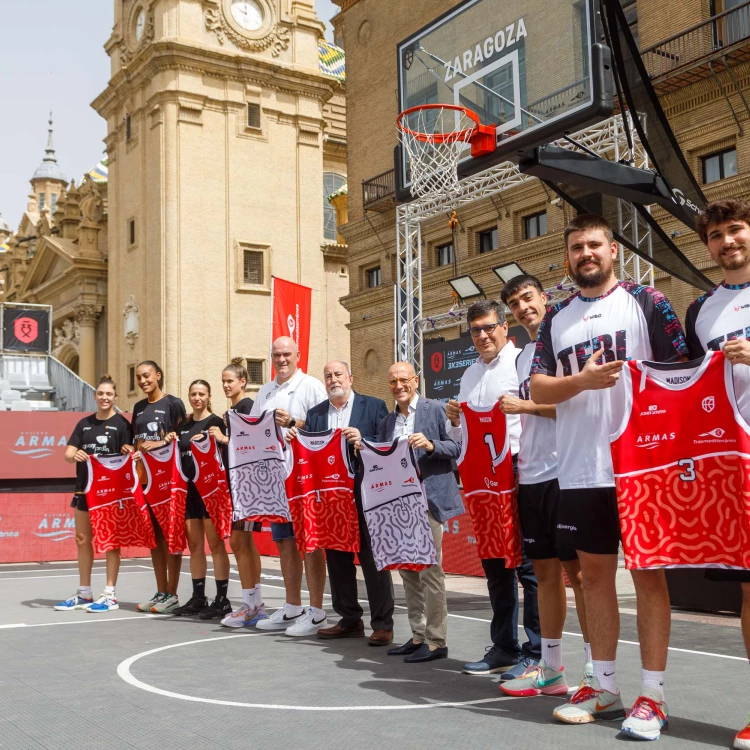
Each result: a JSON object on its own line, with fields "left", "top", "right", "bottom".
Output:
{"left": 93, "top": 0, "right": 348, "bottom": 407}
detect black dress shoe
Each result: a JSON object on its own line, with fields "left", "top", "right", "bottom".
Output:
{"left": 403, "top": 644, "right": 448, "bottom": 663}
{"left": 387, "top": 638, "right": 422, "bottom": 656}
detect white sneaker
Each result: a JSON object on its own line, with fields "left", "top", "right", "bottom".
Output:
{"left": 255, "top": 604, "right": 306, "bottom": 631}
{"left": 285, "top": 607, "right": 327, "bottom": 637}
{"left": 151, "top": 593, "right": 180, "bottom": 614}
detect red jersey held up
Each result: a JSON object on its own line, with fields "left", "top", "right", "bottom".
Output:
{"left": 285, "top": 428, "right": 358, "bottom": 554}
{"left": 141, "top": 442, "right": 188, "bottom": 554}
{"left": 85, "top": 453, "right": 156, "bottom": 553}
{"left": 610, "top": 351, "right": 750, "bottom": 570}
{"left": 457, "top": 402, "right": 523, "bottom": 567}
{"left": 191, "top": 433, "right": 233, "bottom": 540}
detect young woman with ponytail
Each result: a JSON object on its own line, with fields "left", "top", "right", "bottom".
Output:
{"left": 132, "top": 360, "right": 186, "bottom": 614}
{"left": 55, "top": 375, "right": 133, "bottom": 613}
{"left": 208, "top": 358, "right": 267, "bottom": 627}
{"left": 172, "top": 379, "right": 233, "bottom": 619}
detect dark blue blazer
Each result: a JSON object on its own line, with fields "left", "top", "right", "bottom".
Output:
{"left": 305, "top": 392, "right": 389, "bottom": 441}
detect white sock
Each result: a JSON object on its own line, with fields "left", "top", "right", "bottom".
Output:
{"left": 308, "top": 605, "right": 325, "bottom": 619}
{"left": 593, "top": 660, "right": 618, "bottom": 694}
{"left": 283, "top": 602, "right": 304, "bottom": 616}
{"left": 542, "top": 638, "right": 563, "bottom": 671}
{"left": 242, "top": 588, "right": 254, "bottom": 607}
{"left": 253, "top": 585, "right": 263, "bottom": 606}
{"left": 642, "top": 669, "right": 665, "bottom": 701}
{"left": 584, "top": 642, "right": 592, "bottom": 664}
{"left": 79, "top": 586, "right": 92, "bottom": 599}
{"left": 103, "top": 585, "right": 116, "bottom": 598}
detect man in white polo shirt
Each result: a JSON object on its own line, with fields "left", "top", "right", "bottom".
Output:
{"left": 251, "top": 336, "right": 328, "bottom": 636}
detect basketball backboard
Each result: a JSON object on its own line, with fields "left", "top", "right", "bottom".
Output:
{"left": 396, "top": 0, "right": 614, "bottom": 201}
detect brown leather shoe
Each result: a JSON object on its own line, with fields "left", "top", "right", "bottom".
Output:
{"left": 317, "top": 620, "right": 365, "bottom": 639}
{"left": 369, "top": 629, "right": 394, "bottom": 646}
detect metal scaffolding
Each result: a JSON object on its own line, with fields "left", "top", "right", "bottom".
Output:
{"left": 395, "top": 114, "right": 655, "bottom": 380}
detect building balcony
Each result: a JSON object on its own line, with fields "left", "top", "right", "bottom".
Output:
{"left": 642, "top": 1, "right": 750, "bottom": 93}
{"left": 362, "top": 169, "right": 396, "bottom": 212}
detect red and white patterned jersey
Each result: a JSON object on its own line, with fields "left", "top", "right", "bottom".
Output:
{"left": 141, "top": 442, "right": 185, "bottom": 549}
{"left": 610, "top": 351, "right": 750, "bottom": 570}
{"left": 457, "top": 402, "right": 523, "bottom": 567}
{"left": 84, "top": 453, "right": 156, "bottom": 553}
{"left": 285, "top": 428, "right": 358, "bottom": 554}
{"left": 359, "top": 437, "right": 437, "bottom": 572}
{"left": 191, "top": 433, "right": 233, "bottom": 539}
{"left": 225, "top": 409, "right": 291, "bottom": 523}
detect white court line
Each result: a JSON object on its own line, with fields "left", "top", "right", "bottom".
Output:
{"left": 0, "top": 614, "right": 161, "bottom": 630}
{"left": 0, "top": 571, "right": 152, "bottom": 582}
{"left": 117, "top": 633, "right": 514, "bottom": 711}
{"left": 0, "top": 565, "right": 147, "bottom": 575}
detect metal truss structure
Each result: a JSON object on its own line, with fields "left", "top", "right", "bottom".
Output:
{"left": 396, "top": 114, "right": 655, "bottom": 379}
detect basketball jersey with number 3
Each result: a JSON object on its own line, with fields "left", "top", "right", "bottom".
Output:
{"left": 610, "top": 351, "right": 750, "bottom": 570}
{"left": 456, "top": 402, "right": 523, "bottom": 567}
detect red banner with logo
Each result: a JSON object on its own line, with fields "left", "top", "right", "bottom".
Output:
{"left": 3, "top": 306, "right": 51, "bottom": 353}
{"left": 271, "top": 277, "right": 312, "bottom": 375}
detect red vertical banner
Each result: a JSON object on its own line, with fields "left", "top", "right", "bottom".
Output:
{"left": 271, "top": 277, "right": 312, "bottom": 375}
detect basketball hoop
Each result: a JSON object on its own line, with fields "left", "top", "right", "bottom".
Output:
{"left": 397, "top": 104, "right": 496, "bottom": 200}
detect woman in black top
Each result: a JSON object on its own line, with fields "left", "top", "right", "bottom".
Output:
{"left": 208, "top": 358, "right": 266, "bottom": 627}
{"left": 172, "top": 379, "right": 232, "bottom": 619}
{"left": 54, "top": 375, "right": 133, "bottom": 613}
{"left": 132, "top": 360, "right": 186, "bottom": 614}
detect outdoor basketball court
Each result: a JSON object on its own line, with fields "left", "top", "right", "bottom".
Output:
{"left": 0, "top": 555, "right": 744, "bottom": 749}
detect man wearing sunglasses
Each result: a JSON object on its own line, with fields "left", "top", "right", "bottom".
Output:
{"left": 445, "top": 300, "right": 542, "bottom": 680}
{"left": 378, "top": 362, "right": 463, "bottom": 663}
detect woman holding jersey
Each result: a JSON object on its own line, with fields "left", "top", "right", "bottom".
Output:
{"left": 132, "top": 360, "right": 186, "bottom": 614}
{"left": 54, "top": 375, "right": 133, "bottom": 613}
{"left": 172, "top": 379, "right": 233, "bottom": 619}
{"left": 208, "top": 358, "right": 266, "bottom": 627}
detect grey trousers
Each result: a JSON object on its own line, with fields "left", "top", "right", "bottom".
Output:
{"left": 398, "top": 511, "right": 447, "bottom": 648}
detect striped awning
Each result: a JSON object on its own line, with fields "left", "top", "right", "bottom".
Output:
{"left": 88, "top": 159, "right": 108, "bottom": 183}
{"left": 319, "top": 40, "right": 345, "bottom": 81}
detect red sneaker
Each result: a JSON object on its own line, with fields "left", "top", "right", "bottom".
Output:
{"left": 735, "top": 720, "right": 750, "bottom": 750}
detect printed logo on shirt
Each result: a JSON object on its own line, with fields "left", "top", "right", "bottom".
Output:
{"left": 734, "top": 304, "right": 750, "bottom": 311}
{"left": 154, "top": 410, "right": 165, "bottom": 415}
{"left": 557, "top": 330, "right": 627, "bottom": 376}
{"left": 702, "top": 396, "right": 715, "bottom": 413}
{"left": 236, "top": 431, "right": 248, "bottom": 437}
{"left": 297, "top": 458, "right": 308, "bottom": 465}
{"left": 400, "top": 458, "right": 408, "bottom": 469}
{"left": 147, "top": 421, "right": 159, "bottom": 433}
{"left": 370, "top": 480, "right": 392, "bottom": 491}
{"left": 640, "top": 404, "right": 666, "bottom": 416}
{"left": 327, "top": 455, "right": 335, "bottom": 465}
{"left": 370, "top": 464, "right": 383, "bottom": 472}
{"left": 95, "top": 436, "right": 109, "bottom": 445}
{"left": 402, "top": 476, "right": 415, "bottom": 485}
{"left": 484, "top": 477, "right": 499, "bottom": 488}
{"left": 695, "top": 427, "right": 734, "bottom": 445}
{"left": 265, "top": 445, "right": 277, "bottom": 452}
{"left": 635, "top": 432, "right": 676, "bottom": 449}
{"left": 83, "top": 426, "right": 92, "bottom": 431}
{"left": 265, "top": 392, "right": 272, "bottom": 400}
{"left": 265, "top": 429, "right": 271, "bottom": 437}
{"left": 479, "top": 416, "right": 492, "bottom": 423}
{"left": 323, "top": 474, "right": 341, "bottom": 481}
{"left": 665, "top": 375, "right": 692, "bottom": 385}
{"left": 583, "top": 314, "right": 602, "bottom": 321}
{"left": 707, "top": 328, "right": 750, "bottom": 350}
{"left": 699, "top": 428, "right": 725, "bottom": 438}
{"left": 309, "top": 440, "right": 325, "bottom": 446}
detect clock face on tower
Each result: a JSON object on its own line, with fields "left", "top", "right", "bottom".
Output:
{"left": 230, "top": 0, "right": 264, "bottom": 31}
{"left": 134, "top": 7, "right": 146, "bottom": 42}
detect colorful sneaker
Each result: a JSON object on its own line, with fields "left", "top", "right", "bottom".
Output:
{"left": 621, "top": 689, "right": 669, "bottom": 741}
{"left": 150, "top": 593, "right": 180, "bottom": 614}
{"left": 137, "top": 592, "right": 162, "bottom": 612}
{"left": 86, "top": 595, "right": 119, "bottom": 613}
{"left": 250, "top": 603, "right": 268, "bottom": 625}
{"left": 553, "top": 665, "right": 625, "bottom": 724}
{"left": 500, "top": 656, "right": 539, "bottom": 681}
{"left": 735, "top": 720, "right": 750, "bottom": 749}
{"left": 500, "top": 659, "right": 569, "bottom": 697}
{"left": 53, "top": 592, "right": 93, "bottom": 611}
{"left": 255, "top": 604, "right": 306, "bottom": 631}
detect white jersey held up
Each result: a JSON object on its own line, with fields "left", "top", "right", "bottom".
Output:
{"left": 530, "top": 282, "right": 688, "bottom": 490}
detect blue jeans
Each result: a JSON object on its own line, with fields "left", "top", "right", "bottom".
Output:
{"left": 270, "top": 522, "right": 295, "bottom": 542}
{"left": 481, "top": 553, "right": 541, "bottom": 660}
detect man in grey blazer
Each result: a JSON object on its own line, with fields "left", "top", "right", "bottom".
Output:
{"left": 377, "top": 361, "right": 463, "bottom": 663}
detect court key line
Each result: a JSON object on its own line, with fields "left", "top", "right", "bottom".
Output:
{"left": 117, "top": 632, "right": 514, "bottom": 711}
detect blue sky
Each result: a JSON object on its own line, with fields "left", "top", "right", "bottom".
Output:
{"left": 0, "top": 0, "right": 340, "bottom": 230}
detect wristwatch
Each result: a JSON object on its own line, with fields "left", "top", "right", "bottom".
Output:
{"left": 288, "top": 418, "right": 296, "bottom": 429}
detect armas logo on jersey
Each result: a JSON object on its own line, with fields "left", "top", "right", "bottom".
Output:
{"left": 557, "top": 330, "right": 627, "bottom": 376}
{"left": 370, "top": 480, "right": 392, "bottom": 492}
{"left": 635, "top": 432, "right": 676, "bottom": 449}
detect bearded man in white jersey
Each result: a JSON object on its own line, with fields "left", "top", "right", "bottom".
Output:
{"left": 530, "top": 214, "right": 688, "bottom": 739}
{"left": 687, "top": 199, "right": 750, "bottom": 750}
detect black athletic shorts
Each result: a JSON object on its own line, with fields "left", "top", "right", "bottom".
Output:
{"left": 557, "top": 487, "right": 621, "bottom": 555}
{"left": 705, "top": 569, "right": 750, "bottom": 583}
{"left": 185, "top": 489, "right": 210, "bottom": 520}
{"left": 232, "top": 520, "right": 263, "bottom": 532}
{"left": 70, "top": 493, "right": 88, "bottom": 512}
{"left": 518, "top": 479, "right": 576, "bottom": 562}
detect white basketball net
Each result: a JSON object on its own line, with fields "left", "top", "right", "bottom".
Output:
{"left": 398, "top": 107, "right": 477, "bottom": 200}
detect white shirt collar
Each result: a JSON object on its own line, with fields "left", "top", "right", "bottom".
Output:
{"left": 274, "top": 368, "right": 303, "bottom": 390}
{"left": 476, "top": 340, "right": 516, "bottom": 369}
{"left": 395, "top": 393, "right": 419, "bottom": 416}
